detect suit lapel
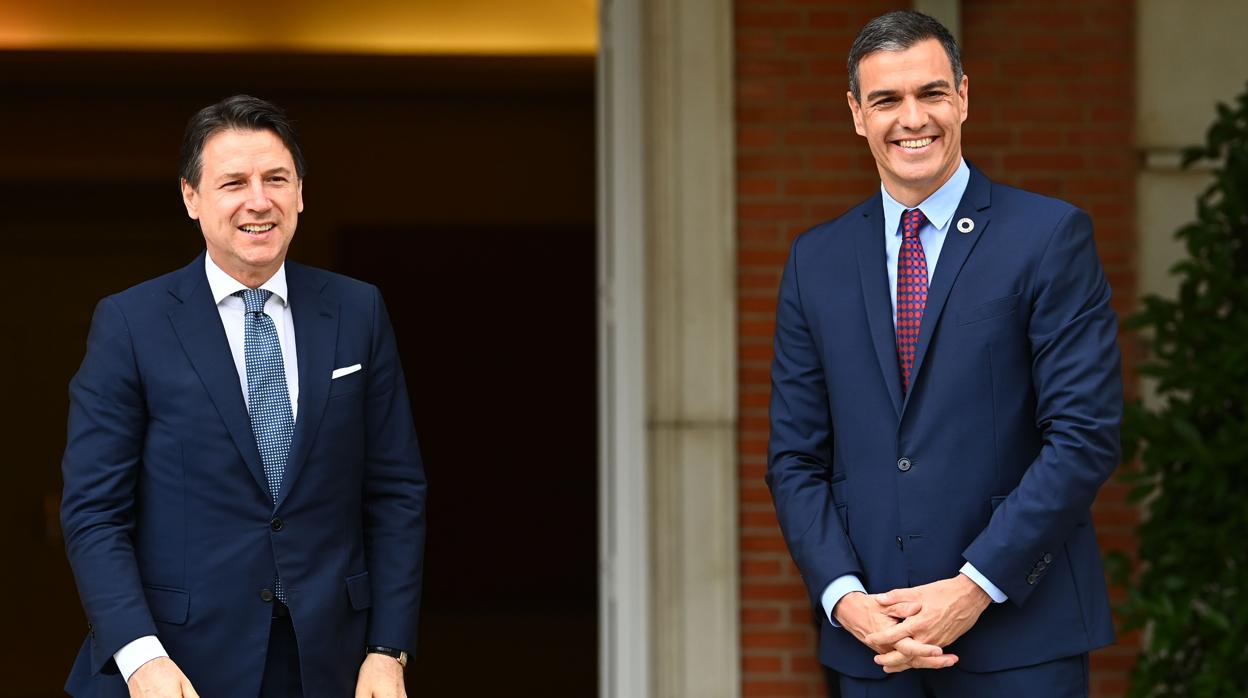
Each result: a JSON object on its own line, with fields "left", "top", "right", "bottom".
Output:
{"left": 276, "top": 262, "right": 338, "bottom": 511}
{"left": 167, "top": 254, "right": 270, "bottom": 498}
{"left": 902, "top": 167, "right": 993, "bottom": 415}
{"left": 855, "top": 194, "right": 903, "bottom": 420}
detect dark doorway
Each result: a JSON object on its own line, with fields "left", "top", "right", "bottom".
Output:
{"left": 338, "top": 226, "right": 597, "bottom": 694}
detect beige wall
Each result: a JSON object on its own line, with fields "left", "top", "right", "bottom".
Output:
{"left": 1137, "top": 0, "right": 1248, "bottom": 300}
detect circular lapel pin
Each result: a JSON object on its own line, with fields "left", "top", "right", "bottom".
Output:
{"left": 956, "top": 217, "right": 974, "bottom": 234}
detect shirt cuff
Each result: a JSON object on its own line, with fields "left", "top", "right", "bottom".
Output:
{"left": 960, "top": 561, "right": 1008, "bottom": 603}
{"left": 819, "top": 574, "right": 867, "bottom": 628}
{"left": 114, "top": 635, "right": 169, "bottom": 684}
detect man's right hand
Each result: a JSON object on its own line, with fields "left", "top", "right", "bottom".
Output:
{"left": 833, "top": 590, "right": 916, "bottom": 653}
{"left": 127, "top": 657, "right": 199, "bottom": 698}
{"left": 833, "top": 591, "right": 954, "bottom": 671}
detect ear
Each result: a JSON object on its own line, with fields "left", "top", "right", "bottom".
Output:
{"left": 180, "top": 179, "right": 200, "bottom": 220}
{"left": 847, "top": 91, "right": 867, "bottom": 137}
{"left": 958, "top": 74, "right": 969, "bottom": 124}
{"left": 296, "top": 178, "right": 304, "bottom": 214}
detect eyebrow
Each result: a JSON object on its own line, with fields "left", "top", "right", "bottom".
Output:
{"left": 216, "top": 167, "right": 293, "bottom": 182}
{"left": 865, "top": 80, "right": 952, "bottom": 103}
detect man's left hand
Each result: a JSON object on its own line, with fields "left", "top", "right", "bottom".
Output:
{"left": 355, "top": 653, "right": 407, "bottom": 698}
{"left": 866, "top": 574, "right": 992, "bottom": 674}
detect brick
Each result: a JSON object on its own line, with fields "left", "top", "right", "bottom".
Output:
{"left": 739, "top": 80, "right": 785, "bottom": 103}
{"left": 741, "top": 583, "right": 809, "bottom": 602}
{"left": 742, "top": 680, "right": 809, "bottom": 697}
{"left": 742, "top": 630, "right": 814, "bottom": 649}
{"left": 737, "top": 34, "right": 778, "bottom": 55}
{"left": 735, "top": 10, "right": 804, "bottom": 30}
{"left": 738, "top": 153, "right": 805, "bottom": 172}
{"left": 739, "top": 58, "right": 807, "bottom": 79}
{"left": 743, "top": 655, "right": 785, "bottom": 673}
{"left": 742, "top": 558, "right": 783, "bottom": 578}
{"left": 1002, "top": 152, "right": 1086, "bottom": 171}
{"left": 742, "top": 607, "right": 784, "bottom": 626}
{"left": 742, "top": 534, "right": 789, "bottom": 552}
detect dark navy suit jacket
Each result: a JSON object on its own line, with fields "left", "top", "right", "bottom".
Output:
{"left": 61, "top": 254, "right": 427, "bottom": 697}
{"left": 767, "top": 167, "right": 1121, "bottom": 678}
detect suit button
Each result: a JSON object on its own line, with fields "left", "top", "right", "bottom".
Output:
{"left": 1026, "top": 574, "right": 1038, "bottom": 585}
{"left": 897, "top": 457, "right": 912, "bottom": 472}
{"left": 260, "top": 588, "right": 274, "bottom": 602}
{"left": 270, "top": 517, "right": 284, "bottom": 532}
{"left": 1042, "top": 552, "right": 1053, "bottom": 564}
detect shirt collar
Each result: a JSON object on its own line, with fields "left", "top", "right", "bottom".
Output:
{"left": 880, "top": 158, "right": 970, "bottom": 235}
{"left": 204, "top": 253, "right": 289, "bottom": 308}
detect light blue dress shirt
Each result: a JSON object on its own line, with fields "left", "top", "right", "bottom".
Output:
{"left": 820, "top": 159, "right": 1008, "bottom": 627}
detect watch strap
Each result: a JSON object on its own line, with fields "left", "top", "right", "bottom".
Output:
{"left": 366, "top": 645, "right": 408, "bottom": 667}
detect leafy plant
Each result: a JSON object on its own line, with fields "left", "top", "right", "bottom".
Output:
{"left": 1107, "top": 82, "right": 1248, "bottom": 696}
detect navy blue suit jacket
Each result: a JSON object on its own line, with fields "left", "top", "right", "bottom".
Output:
{"left": 61, "top": 254, "right": 427, "bottom": 697}
{"left": 767, "top": 167, "right": 1121, "bottom": 677}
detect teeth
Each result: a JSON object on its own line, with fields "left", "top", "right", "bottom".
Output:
{"left": 899, "top": 137, "right": 934, "bottom": 149}
{"left": 241, "top": 224, "right": 275, "bottom": 233}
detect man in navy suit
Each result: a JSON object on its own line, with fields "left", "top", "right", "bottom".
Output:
{"left": 767, "top": 12, "right": 1122, "bottom": 697}
{"left": 61, "top": 95, "right": 427, "bottom": 697}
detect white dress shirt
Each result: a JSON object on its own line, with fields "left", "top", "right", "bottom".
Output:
{"left": 819, "top": 160, "right": 1008, "bottom": 628}
{"left": 113, "top": 253, "right": 299, "bottom": 682}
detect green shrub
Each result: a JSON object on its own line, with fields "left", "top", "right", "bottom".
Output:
{"left": 1108, "top": 83, "right": 1248, "bottom": 697}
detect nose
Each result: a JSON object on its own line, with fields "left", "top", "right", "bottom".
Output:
{"left": 898, "top": 96, "right": 928, "bottom": 131}
{"left": 245, "top": 177, "right": 272, "bottom": 212}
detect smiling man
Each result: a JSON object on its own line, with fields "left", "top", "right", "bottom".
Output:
{"left": 61, "top": 95, "right": 426, "bottom": 698}
{"left": 766, "top": 11, "right": 1122, "bottom": 698}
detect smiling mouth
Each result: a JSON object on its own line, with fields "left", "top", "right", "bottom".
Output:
{"left": 239, "top": 223, "right": 276, "bottom": 235}
{"left": 895, "top": 137, "right": 935, "bottom": 149}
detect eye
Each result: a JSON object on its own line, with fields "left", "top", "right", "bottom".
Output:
{"left": 267, "top": 176, "right": 288, "bottom": 184}
{"left": 220, "top": 180, "right": 243, "bottom": 190}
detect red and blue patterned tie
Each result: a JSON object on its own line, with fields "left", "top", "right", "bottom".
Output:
{"left": 896, "top": 208, "right": 929, "bottom": 394}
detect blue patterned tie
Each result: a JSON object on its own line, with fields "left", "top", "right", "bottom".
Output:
{"left": 237, "top": 288, "right": 294, "bottom": 602}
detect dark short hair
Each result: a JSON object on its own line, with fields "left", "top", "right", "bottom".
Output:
{"left": 179, "top": 94, "right": 306, "bottom": 187}
{"left": 847, "top": 11, "right": 962, "bottom": 103}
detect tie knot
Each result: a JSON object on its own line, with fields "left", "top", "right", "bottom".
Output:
{"left": 235, "top": 288, "right": 273, "bottom": 314}
{"left": 902, "top": 208, "right": 926, "bottom": 239}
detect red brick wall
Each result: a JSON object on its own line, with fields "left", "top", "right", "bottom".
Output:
{"left": 735, "top": 2, "right": 1139, "bottom": 696}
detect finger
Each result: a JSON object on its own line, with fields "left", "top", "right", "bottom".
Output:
{"left": 874, "top": 587, "right": 920, "bottom": 605}
{"left": 899, "top": 654, "right": 960, "bottom": 671}
{"left": 883, "top": 601, "right": 922, "bottom": 618}
{"left": 866, "top": 618, "right": 920, "bottom": 647}
{"left": 183, "top": 679, "right": 202, "bottom": 698}
{"left": 894, "top": 636, "right": 944, "bottom": 657}
{"left": 873, "top": 649, "right": 912, "bottom": 668}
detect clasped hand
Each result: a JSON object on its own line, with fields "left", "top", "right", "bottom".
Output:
{"left": 834, "top": 573, "right": 991, "bottom": 674}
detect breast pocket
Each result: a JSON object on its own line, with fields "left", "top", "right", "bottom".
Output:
{"left": 328, "top": 366, "right": 366, "bottom": 399}
{"left": 957, "top": 292, "right": 1021, "bottom": 326}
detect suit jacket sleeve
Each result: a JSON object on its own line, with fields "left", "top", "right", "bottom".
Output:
{"left": 361, "top": 287, "right": 428, "bottom": 651}
{"left": 766, "top": 236, "right": 863, "bottom": 604}
{"left": 60, "top": 297, "right": 158, "bottom": 674}
{"left": 962, "top": 208, "right": 1122, "bottom": 605}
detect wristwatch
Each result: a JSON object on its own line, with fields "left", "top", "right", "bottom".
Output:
{"left": 366, "top": 645, "right": 408, "bottom": 668}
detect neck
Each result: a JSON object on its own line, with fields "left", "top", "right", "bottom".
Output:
{"left": 882, "top": 157, "right": 961, "bottom": 208}
{"left": 208, "top": 252, "right": 279, "bottom": 289}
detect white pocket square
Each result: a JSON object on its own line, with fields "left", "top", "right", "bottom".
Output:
{"left": 331, "top": 364, "right": 362, "bottom": 379}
